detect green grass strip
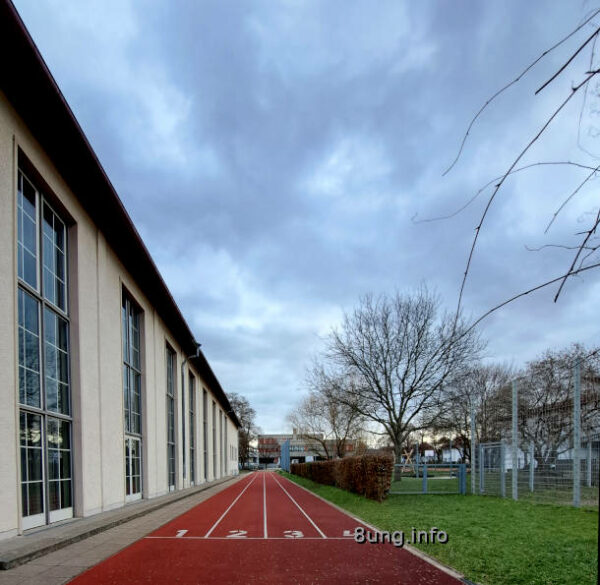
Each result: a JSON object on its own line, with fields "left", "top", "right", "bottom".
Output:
{"left": 279, "top": 471, "right": 598, "bottom": 585}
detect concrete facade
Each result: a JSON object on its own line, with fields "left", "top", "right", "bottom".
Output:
{"left": 0, "top": 5, "right": 239, "bottom": 538}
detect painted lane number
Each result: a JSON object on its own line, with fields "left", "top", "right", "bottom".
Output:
{"left": 227, "top": 530, "right": 248, "bottom": 538}
{"left": 175, "top": 530, "right": 188, "bottom": 538}
{"left": 283, "top": 530, "right": 304, "bottom": 539}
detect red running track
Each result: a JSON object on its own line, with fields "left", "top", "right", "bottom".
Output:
{"left": 67, "top": 472, "right": 463, "bottom": 584}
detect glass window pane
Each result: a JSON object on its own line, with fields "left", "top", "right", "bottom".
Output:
{"left": 25, "top": 330, "right": 40, "bottom": 373}
{"left": 22, "top": 483, "right": 28, "bottom": 516}
{"left": 18, "top": 174, "right": 38, "bottom": 289}
{"left": 21, "top": 176, "right": 36, "bottom": 217}
{"left": 23, "top": 291, "right": 39, "bottom": 334}
{"left": 24, "top": 251, "right": 37, "bottom": 287}
{"left": 23, "top": 216, "right": 36, "bottom": 254}
{"left": 49, "top": 481, "right": 60, "bottom": 511}
{"left": 48, "top": 450, "right": 59, "bottom": 480}
{"left": 60, "top": 480, "right": 72, "bottom": 508}
{"left": 24, "top": 368, "right": 40, "bottom": 408}
{"left": 47, "top": 418, "right": 59, "bottom": 448}
{"left": 59, "top": 420, "right": 71, "bottom": 450}
{"left": 44, "top": 309, "right": 56, "bottom": 344}
{"left": 27, "top": 414, "right": 41, "bottom": 447}
{"left": 59, "top": 352, "right": 68, "bottom": 383}
{"left": 42, "top": 204, "right": 67, "bottom": 311}
{"left": 28, "top": 483, "right": 43, "bottom": 516}
{"left": 43, "top": 268, "right": 55, "bottom": 306}
{"left": 58, "top": 383, "right": 70, "bottom": 415}
{"left": 45, "top": 343, "right": 57, "bottom": 380}
{"left": 27, "top": 449, "right": 42, "bottom": 481}
{"left": 19, "top": 412, "right": 27, "bottom": 446}
{"left": 43, "top": 204, "right": 54, "bottom": 239}
{"left": 45, "top": 310, "right": 70, "bottom": 415}
{"left": 56, "top": 280, "right": 66, "bottom": 312}
{"left": 56, "top": 249, "right": 65, "bottom": 281}
{"left": 43, "top": 235, "right": 54, "bottom": 271}
{"left": 55, "top": 221, "right": 65, "bottom": 250}
{"left": 60, "top": 451, "right": 71, "bottom": 480}
{"left": 122, "top": 303, "right": 128, "bottom": 362}
{"left": 46, "top": 377, "right": 58, "bottom": 412}
{"left": 57, "top": 316, "right": 68, "bottom": 350}
{"left": 21, "top": 448, "right": 27, "bottom": 482}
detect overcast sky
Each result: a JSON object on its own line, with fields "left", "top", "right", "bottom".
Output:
{"left": 12, "top": 1, "right": 600, "bottom": 432}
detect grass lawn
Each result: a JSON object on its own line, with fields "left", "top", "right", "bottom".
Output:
{"left": 390, "top": 475, "right": 460, "bottom": 494}
{"left": 279, "top": 471, "right": 599, "bottom": 585}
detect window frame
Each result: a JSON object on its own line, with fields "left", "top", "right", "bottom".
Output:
{"left": 166, "top": 345, "right": 177, "bottom": 491}
{"left": 122, "top": 289, "right": 143, "bottom": 502}
{"left": 188, "top": 373, "right": 196, "bottom": 485}
{"left": 16, "top": 169, "right": 73, "bottom": 529}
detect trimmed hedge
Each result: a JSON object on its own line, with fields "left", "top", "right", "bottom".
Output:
{"left": 290, "top": 454, "right": 394, "bottom": 502}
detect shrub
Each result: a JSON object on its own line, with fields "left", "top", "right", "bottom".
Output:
{"left": 290, "top": 454, "right": 393, "bottom": 501}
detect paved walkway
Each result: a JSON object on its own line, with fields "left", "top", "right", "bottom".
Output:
{"left": 0, "top": 474, "right": 245, "bottom": 585}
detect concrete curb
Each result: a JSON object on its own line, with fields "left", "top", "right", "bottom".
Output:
{"left": 0, "top": 474, "right": 245, "bottom": 570}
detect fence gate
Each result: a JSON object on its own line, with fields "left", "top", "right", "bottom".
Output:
{"left": 477, "top": 442, "right": 508, "bottom": 497}
{"left": 390, "top": 463, "right": 467, "bottom": 495}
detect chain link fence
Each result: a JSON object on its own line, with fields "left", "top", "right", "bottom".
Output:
{"left": 471, "top": 358, "right": 600, "bottom": 507}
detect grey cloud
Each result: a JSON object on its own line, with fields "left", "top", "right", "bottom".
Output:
{"left": 12, "top": 0, "right": 600, "bottom": 431}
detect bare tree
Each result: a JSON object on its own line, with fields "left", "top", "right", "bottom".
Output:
{"left": 433, "top": 364, "right": 514, "bottom": 462}
{"left": 287, "top": 367, "right": 367, "bottom": 459}
{"left": 325, "top": 287, "right": 484, "bottom": 460}
{"left": 517, "top": 344, "right": 600, "bottom": 464}
{"left": 227, "top": 392, "right": 257, "bottom": 469}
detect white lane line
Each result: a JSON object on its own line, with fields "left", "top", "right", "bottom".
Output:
{"left": 204, "top": 474, "right": 258, "bottom": 538}
{"left": 271, "top": 474, "right": 327, "bottom": 539}
{"left": 145, "top": 536, "right": 353, "bottom": 541}
{"left": 263, "top": 472, "right": 268, "bottom": 539}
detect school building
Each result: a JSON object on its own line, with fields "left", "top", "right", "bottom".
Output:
{"left": 0, "top": 0, "right": 240, "bottom": 538}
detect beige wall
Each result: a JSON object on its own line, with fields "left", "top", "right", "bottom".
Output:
{"left": 0, "top": 90, "right": 239, "bottom": 537}
{"left": 0, "top": 93, "right": 19, "bottom": 538}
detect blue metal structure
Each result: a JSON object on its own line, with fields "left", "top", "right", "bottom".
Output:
{"left": 280, "top": 439, "right": 291, "bottom": 472}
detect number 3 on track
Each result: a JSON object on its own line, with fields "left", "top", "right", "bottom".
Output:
{"left": 283, "top": 530, "right": 304, "bottom": 538}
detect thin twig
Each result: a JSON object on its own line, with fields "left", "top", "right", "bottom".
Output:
{"left": 554, "top": 206, "right": 600, "bottom": 300}
{"left": 465, "top": 261, "right": 600, "bottom": 336}
{"left": 535, "top": 25, "right": 600, "bottom": 95}
{"left": 455, "top": 70, "right": 599, "bottom": 325}
{"left": 525, "top": 243, "right": 599, "bottom": 252}
{"left": 413, "top": 162, "right": 598, "bottom": 225}
{"left": 545, "top": 163, "right": 600, "bottom": 233}
{"left": 443, "top": 8, "right": 600, "bottom": 176}
{"left": 577, "top": 30, "right": 600, "bottom": 156}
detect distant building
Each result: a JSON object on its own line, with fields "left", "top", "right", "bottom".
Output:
{"left": 258, "top": 430, "right": 357, "bottom": 465}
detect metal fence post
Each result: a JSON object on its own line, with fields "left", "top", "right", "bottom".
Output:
{"left": 479, "top": 443, "right": 484, "bottom": 494}
{"left": 459, "top": 464, "right": 467, "bottom": 495}
{"left": 500, "top": 440, "right": 506, "bottom": 498}
{"left": 422, "top": 464, "right": 428, "bottom": 494}
{"left": 470, "top": 403, "right": 476, "bottom": 496}
{"left": 529, "top": 441, "right": 534, "bottom": 492}
{"left": 587, "top": 439, "right": 592, "bottom": 488}
{"left": 512, "top": 380, "right": 518, "bottom": 501}
{"left": 573, "top": 362, "right": 581, "bottom": 507}
{"left": 415, "top": 443, "right": 419, "bottom": 479}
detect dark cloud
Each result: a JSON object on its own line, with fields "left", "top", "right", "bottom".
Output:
{"left": 13, "top": 0, "right": 600, "bottom": 431}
